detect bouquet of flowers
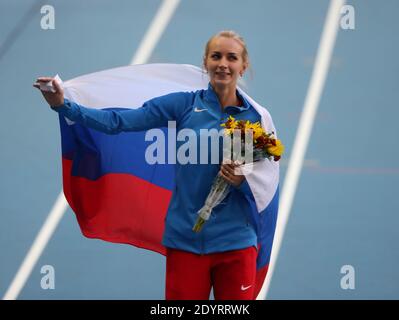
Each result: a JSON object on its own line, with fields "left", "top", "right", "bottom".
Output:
{"left": 192, "top": 116, "right": 284, "bottom": 233}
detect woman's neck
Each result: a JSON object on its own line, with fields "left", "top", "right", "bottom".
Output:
{"left": 212, "top": 83, "right": 240, "bottom": 109}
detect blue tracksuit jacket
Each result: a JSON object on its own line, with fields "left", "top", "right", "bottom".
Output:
{"left": 52, "top": 83, "right": 262, "bottom": 254}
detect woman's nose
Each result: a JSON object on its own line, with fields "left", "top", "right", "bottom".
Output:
{"left": 218, "top": 58, "right": 228, "bottom": 68}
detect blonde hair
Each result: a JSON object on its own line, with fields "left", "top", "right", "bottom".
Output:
{"left": 203, "top": 30, "right": 250, "bottom": 69}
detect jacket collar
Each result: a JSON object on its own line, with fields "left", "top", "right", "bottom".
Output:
{"left": 204, "top": 82, "right": 250, "bottom": 113}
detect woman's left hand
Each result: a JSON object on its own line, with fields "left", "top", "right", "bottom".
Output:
{"left": 219, "top": 162, "right": 245, "bottom": 187}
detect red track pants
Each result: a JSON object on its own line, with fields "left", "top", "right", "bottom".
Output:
{"left": 165, "top": 246, "right": 257, "bottom": 300}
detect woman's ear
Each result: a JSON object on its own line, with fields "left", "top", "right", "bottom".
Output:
{"left": 241, "top": 62, "right": 249, "bottom": 76}
{"left": 203, "top": 57, "right": 208, "bottom": 73}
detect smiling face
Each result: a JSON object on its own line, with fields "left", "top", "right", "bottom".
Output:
{"left": 204, "top": 36, "right": 248, "bottom": 90}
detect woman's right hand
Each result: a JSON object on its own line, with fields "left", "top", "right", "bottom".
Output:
{"left": 33, "top": 77, "right": 64, "bottom": 107}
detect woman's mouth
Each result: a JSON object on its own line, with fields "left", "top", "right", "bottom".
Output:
{"left": 215, "top": 71, "right": 230, "bottom": 76}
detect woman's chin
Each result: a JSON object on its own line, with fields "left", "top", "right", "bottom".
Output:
{"left": 211, "top": 78, "right": 236, "bottom": 88}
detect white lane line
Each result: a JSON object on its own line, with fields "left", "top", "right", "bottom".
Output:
{"left": 3, "top": 193, "right": 68, "bottom": 300}
{"left": 257, "top": 0, "right": 346, "bottom": 300}
{"left": 3, "top": 0, "right": 181, "bottom": 300}
{"left": 130, "top": 0, "right": 181, "bottom": 65}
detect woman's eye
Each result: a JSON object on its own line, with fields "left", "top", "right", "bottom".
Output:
{"left": 210, "top": 54, "right": 237, "bottom": 60}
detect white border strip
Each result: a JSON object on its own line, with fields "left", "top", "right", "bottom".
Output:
{"left": 3, "top": 0, "right": 180, "bottom": 300}
{"left": 257, "top": 0, "right": 346, "bottom": 299}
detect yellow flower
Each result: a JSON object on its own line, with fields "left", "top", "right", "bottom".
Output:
{"left": 221, "top": 115, "right": 240, "bottom": 135}
{"left": 221, "top": 115, "right": 236, "bottom": 128}
{"left": 266, "top": 139, "right": 285, "bottom": 157}
{"left": 252, "top": 126, "right": 264, "bottom": 140}
{"left": 224, "top": 128, "right": 234, "bottom": 136}
{"left": 243, "top": 121, "right": 264, "bottom": 140}
{"left": 251, "top": 122, "right": 265, "bottom": 140}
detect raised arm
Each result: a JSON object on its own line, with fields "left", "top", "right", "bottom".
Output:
{"left": 34, "top": 77, "right": 192, "bottom": 134}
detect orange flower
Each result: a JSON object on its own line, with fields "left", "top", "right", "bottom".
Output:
{"left": 266, "top": 139, "right": 284, "bottom": 157}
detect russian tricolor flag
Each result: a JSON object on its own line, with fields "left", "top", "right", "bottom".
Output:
{"left": 58, "top": 64, "right": 279, "bottom": 298}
